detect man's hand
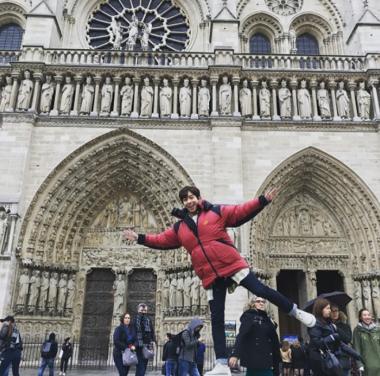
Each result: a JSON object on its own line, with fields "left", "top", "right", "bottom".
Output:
{"left": 123, "top": 229, "right": 138, "bottom": 241}
{"left": 228, "top": 357, "right": 238, "bottom": 368}
{"left": 264, "top": 187, "right": 278, "bottom": 202}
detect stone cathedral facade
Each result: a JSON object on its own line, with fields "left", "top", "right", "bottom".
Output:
{"left": 0, "top": 0, "right": 380, "bottom": 357}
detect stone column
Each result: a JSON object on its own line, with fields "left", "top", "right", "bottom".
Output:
{"left": 210, "top": 77, "right": 218, "bottom": 116}
{"left": 131, "top": 77, "right": 140, "bottom": 118}
{"left": 370, "top": 79, "right": 380, "bottom": 120}
{"left": 191, "top": 79, "right": 198, "bottom": 119}
{"left": 30, "top": 72, "right": 42, "bottom": 113}
{"left": 310, "top": 79, "right": 321, "bottom": 121}
{"left": 91, "top": 75, "right": 101, "bottom": 116}
{"left": 171, "top": 78, "right": 179, "bottom": 119}
{"left": 70, "top": 74, "right": 82, "bottom": 116}
{"left": 232, "top": 77, "right": 241, "bottom": 117}
{"left": 7, "top": 72, "right": 19, "bottom": 112}
{"left": 111, "top": 75, "right": 121, "bottom": 117}
{"left": 329, "top": 80, "right": 340, "bottom": 121}
{"left": 251, "top": 79, "right": 260, "bottom": 120}
{"left": 290, "top": 78, "right": 300, "bottom": 120}
{"left": 348, "top": 80, "right": 360, "bottom": 121}
{"left": 152, "top": 77, "right": 160, "bottom": 118}
{"left": 5, "top": 213, "right": 18, "bottom": 256}
{"left": 50, "top": 75, "right": 62, "bottom": 116}
{"left": 270, "top": 79, "right": 280, "bottom": 120}
{"left": 305, "top": 269, "right": 317, "bottom": 300}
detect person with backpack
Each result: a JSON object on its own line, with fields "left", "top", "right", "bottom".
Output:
{"left": 0, "top": 315, "right": 23, "bottom": 376}
{"left": 59, "top": 337, "right": 73, "bottom": 376}
{"left": 123, "top": 186, "right": 316, "bottom": 376}
{"left": 162, "top": 333, "right": 178, "bottom": 376}
{"left": 38, "top": 332, "right": 58, "bottom": 376}
{"left": 177, "top": 318, "right": 204, "bottom": 376}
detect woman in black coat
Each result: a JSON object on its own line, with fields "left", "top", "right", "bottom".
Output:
{"left": 229, "top": 296, "right": 281, "bottom": 376}
{"left": 307, "top": 298, "right": 342, "bottom": 376}
{"left": 59, "top": 337, "right": 73, "bottom": 375}
{"left": 113, "top": 312, "right": 137, "bottom": 376}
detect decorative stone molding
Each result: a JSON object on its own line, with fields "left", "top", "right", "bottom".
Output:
{"left": 265, "top": 0, "right": 303, "bottom": 17}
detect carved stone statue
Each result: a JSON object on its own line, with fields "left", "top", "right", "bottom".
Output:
{"left": 113, "top": 274, "right": 125, "bottom": 317}
{"left": 120, "top": 77, "right": 133, "bottom": 116}
{"left": 169, "top": 274, "right": 177, "bottom": 312}
{"left": 317, "top": 81, "right": 331, "bottom": 118}
{"left": 179, "top": 78, "right": 191, "bottom": 117}
{"left": 198, "top": 79, "right": 210, "bottom": 116}
{"left": 191, "top": 274, "right": 200, "bottom": 313}
{"left": 357, "top": 81, "right": 371, "bottom": 120}
{"left": 289, "top": 28, "right": 297, "bottom": 53}
{"left": 127, "top": 15, "right": 139, "bottom": 50}
{"left": 80, "top": 76, "right": 94, "bottom": 115}
{"left": 353, "top": 280, "right": 362, "bottom": 312}
{"left": 60, "top": 76, "right": 74, "bottom": 114}
{"left": 66, "top": 274, "right": 76, "bottom": 311}
{"left": 100, "top": 76, "right": 114, "bottom": 115}
{"left": 362, "top": 280, "right": 372, "bottom": 312}
{"left": 48, "top": 272, "right": 59, "bottom": 312}
{"left": 141, "top": 23, "right": 152, "bottom": 51}
{"left": 336, "top": 81, "right": 350, "bottom": 118}
{"left": 200, "top": 285, "right": 208, "bottom": 314}
{"left": 110, "top": 18, "right": 123, "bottom": 50}
{"left": 57, "top": 273, "right": 68, "bottom": 313}
{"left": 16, "top": 269, "right": 30, "bottom": 308}
{"left": 298, "top": 80, "right": 311, "bottom": 119}
{"left": 0, "top": 76, "right": 13, "bottom": 112}
{"left": 28, "top": 270, "right": 41, "bottom": 312}
{"left": 16, "top": 70, "right": 33, "bottom": 111}
{"left": 219, "top": 76, "right": 232, "bottom": 115}
{"left": 160, "top": 78, "right": 172, "bottom": 117}
{"left": 176, "top": 272, "right": 184, "bottom": 313}
{"left": 38, "top": 271, "right": 50, "bottom": 312}
{"left": 278, "top": 79, "right": 292, "bottom": 118}
{"left": 162, "top": 278, "right": 170, "bottom": 309}
{"left": 0, "top": 208, "right": 8, "bottom": 253}
{"left": 239, "top": 79, "right": 252, "bottom": 117}
{"left": 140, "top": 77, "right": 153, "bottom": 117}
{"left": 259, "top": 81, "right": 271, "bottom": 118}
{"left": 39, "top": 75, "right": 55, "bottom": 114}
{"left": 371, "top": 279, "right": 380, "bottom": 319}
{"left": 183, "top": 271, "right": 192, "bottom": 314}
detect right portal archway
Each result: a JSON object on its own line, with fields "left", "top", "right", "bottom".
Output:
{"left": 250, "top": 147, "right": 380, "bottom": 329}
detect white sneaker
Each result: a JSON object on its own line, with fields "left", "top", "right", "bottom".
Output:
{"left": 293, "top": 308, "right": 316, "bottom": 328}
{"left": 205, "top": 363, "right": 231, "bottom": 376}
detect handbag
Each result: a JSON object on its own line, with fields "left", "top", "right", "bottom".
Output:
{"left": 142, "top": 345, "right": 155, "bottom": 360}
{"left": 320, "top": 346, "right": 343, "bottom": 376}
{"left": 122, "top": 348, "right": 138, "bottom": 366}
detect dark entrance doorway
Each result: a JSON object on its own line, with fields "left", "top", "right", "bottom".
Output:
{"left": 79, "top": 268, "right": 115, "bottom": 365}
{"left": 127, "top": 269, "right": 157, "bottom": 323}
{"left": 316, "top": 270, "right": 344, "bottom": 295}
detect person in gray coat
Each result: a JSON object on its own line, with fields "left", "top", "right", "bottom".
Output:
{"left": 178, "top": 318, "right": 204, "bottom": 376}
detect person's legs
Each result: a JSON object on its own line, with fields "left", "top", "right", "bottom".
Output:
{"left": 0, "top": 350, "right": 12, "bottom": 376}
{"left": 38, "top": 358, "right": 48, "bottom": 376}
{"left": 48, "top": 358, "right": 55, "bottom": 376}
{"left": 11, "top": 349, "right": 21, "bottom": 376}
{"left": 63, "top": 358, "right": 70, "bottom": 373}
{"left": 135, "top": 347, "right": 148, "bottom": 376}
{"left": 239, "top": 271, "right": 315, "bottom": 327}
{"left": 166, "top": 359, "right": 176, "bottom": 376}
{"left": 197, "top": 363, "right": 204, "bottom": 376}
{"left": 114, "top": 350, "right": 127, "bottom": 376}
{"left": 189, "top": 361, "right": 200, "bottom": 376}
{"left": 178, "top": 359, "right": 190, "bottom": 376}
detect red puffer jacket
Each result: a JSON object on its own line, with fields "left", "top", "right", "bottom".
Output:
{"left": 137, "top": 196, "right": 269, "bottom": 289}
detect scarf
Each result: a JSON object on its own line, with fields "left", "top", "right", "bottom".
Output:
{"left": 358, "top": 321, "right": 377, "bottom": 330}
{"left": 135, "top": 314, "right": 151, "bottom": 347}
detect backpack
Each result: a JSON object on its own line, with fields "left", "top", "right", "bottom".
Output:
{"left": 41, "top": 341, "right": 52, "bottom": 358}
{"left": 171, "top": 330, "right": 189, "bottom": 356}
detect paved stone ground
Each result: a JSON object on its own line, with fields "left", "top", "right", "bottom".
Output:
{"left": 19, "top": 369, "right": 160, "bottom": 375}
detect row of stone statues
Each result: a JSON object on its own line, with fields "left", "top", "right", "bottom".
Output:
{"left": 15, "top": 268, "right": 76, "bottom": 316}
{"left": 162, "top": 270, "right": 208, "bottom": 316}
{"left": 354, "top": 278, "right": 380, "bottom": 318}
{"left": 0, "top": 207, "right": 10, "bottom": 254}
{"left": 0, "top": 72, "right": 374, "bottom": 120}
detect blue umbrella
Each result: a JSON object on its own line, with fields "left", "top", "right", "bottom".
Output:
{"left": 303, "top": 291, "right": 352, "bottom": 312}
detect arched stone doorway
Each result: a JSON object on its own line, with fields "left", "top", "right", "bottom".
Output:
{"left": 12, "top": 128, "right": 194, "bottom": 345}
{"left": 250, "top": 147, "right": 380, "bottom": 335}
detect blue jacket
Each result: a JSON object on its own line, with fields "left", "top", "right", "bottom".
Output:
{"left": 113, "top": 324, "right": 137, "bottom": 352}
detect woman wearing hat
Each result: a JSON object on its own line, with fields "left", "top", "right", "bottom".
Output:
{"left": 59, "top": 337, "right": 73, "bottom": 376}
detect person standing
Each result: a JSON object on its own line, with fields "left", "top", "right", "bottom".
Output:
{"left": 38, "top": 332, "right": 58, "bottom": 376}
{"left": 196, "top": 337, "right": 206, "bottom": 376}
{"left": 123, "top": 186, "right": 316, "bottom": 376}
{"left": 113, "top": 312, "right": 137, "bottom": 376}
{"left": 59, "top": 337, "right": 73, "bottom": 376}
{"left": 280, "top": 341, "right": 292, "bottom": 376}
{"left": 353, "top": 308, "right": 380, "bottom": 376}
{"left": 178, "top": 318, "right": 204, "bottom": 376}
{"left": 229, "top": 296, "right": 281, "bottom": 376}
{"left": 133, "top": 303, "right": 155, "bottom": 376}
{"left": 162, "top": 333, "right": 178, "bottom": 376}
{"left": 291, "top": 340, "right": 306, "bottom": 376}
{"left": 0, "top": 316, "right": 23, "bottom": 376}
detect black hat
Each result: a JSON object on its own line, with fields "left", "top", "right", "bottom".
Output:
{"left": 0, "top": 315, "right": 15, "bottom": 323}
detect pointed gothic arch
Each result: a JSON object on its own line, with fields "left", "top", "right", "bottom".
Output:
{"left": 18, "top": 128, "right": 193, "bottom": 267}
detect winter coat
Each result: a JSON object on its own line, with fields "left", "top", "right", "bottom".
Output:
{"left": 61, "top": 342, "right": 73, "bottom": 359}
{"left": 41, "top": 340, "right": 58, "bottom": 359}
{"left": 353, "top": 323, "right": 380, "bottom": 376}
{"left": 113, "top": 324, "right": 137, "bottom": 352}
{"left": 0, "top": 322, "right": 23, "bottom": 352}
{"left": 162, "top": 339, "right": 178, "bottom": 361}
{"left": 308, "top": 319, "right": 341, "bottom": 375}
{"left": 231, "top": 308, "right": 281, "bottom": 375}
{"left": 133, "top": 313, "right": 155, "bottom": 347}
{"left": 138, "top": 197, "right": 269, "bottom": 288}
{"left": 291, "top": 346, "right": 306, "bottom": 369}
{"left": 334, "top": 320, "right": 352, "bottom": 370}
{"left": 178, "top": 318, "right": 204, "bottom": 363}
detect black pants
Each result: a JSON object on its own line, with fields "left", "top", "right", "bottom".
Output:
{"left": 209, "top": 272, "right": 293, "bottom": 359}
{"left": 60, "top": 357, "right": 70, "bottom": 373}
{"left": 113, "top": 350, "right": 131, "bottom": 376}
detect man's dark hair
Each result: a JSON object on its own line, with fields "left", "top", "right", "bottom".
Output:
{"left": 179, "top": 186, "right": 201, "bottom": 202}
{"left": 48, "top": 332, "right": 56, "bottom": 341}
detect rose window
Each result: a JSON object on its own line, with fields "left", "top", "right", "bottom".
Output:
{"left": 86, "top": 0, "right": 191, "bottom": 51}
